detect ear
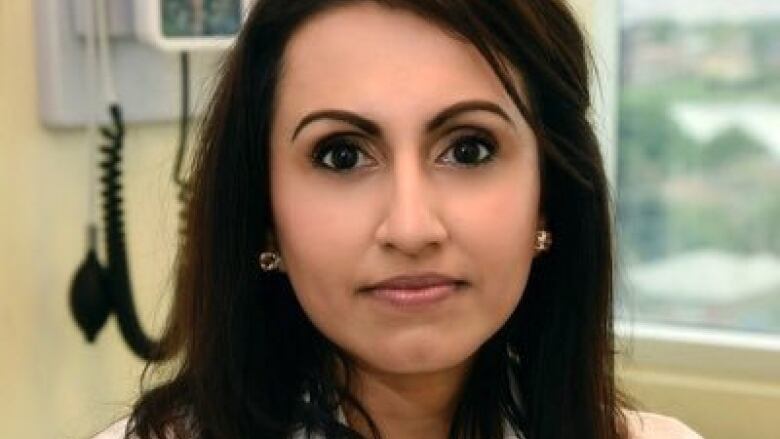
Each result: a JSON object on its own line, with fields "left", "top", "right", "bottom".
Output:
{"left": 533, "top": 214, "right": 550, "bottom": 256}
{"left": 265, "top": 229, "right": 287, "bottom": 272}
{"left": 265, "top": 228, "right": 279, "bottom": 247}
{"left": 536, "top": 213, "right": 547, "bottom": 231}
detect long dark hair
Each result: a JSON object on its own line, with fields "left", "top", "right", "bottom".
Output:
{"left": 126, "top": 1, "right": 629, "bottom": 438}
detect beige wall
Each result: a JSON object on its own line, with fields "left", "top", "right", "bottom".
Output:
{"left": 618, "top": 363, "right": 780, "bottom": 438}
{"left": 1, "top": 1, "right": 178, "bottom": 437}
{"left": 0, "top": 1, "right": 777, "bottom": 438}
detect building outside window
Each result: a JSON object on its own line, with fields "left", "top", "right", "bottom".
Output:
{"left": 615, "top": 0, "right": 780, "bottom": 335}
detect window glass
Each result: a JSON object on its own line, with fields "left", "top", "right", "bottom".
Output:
{"left": 617, "top": 0, "right": 780, "bottom": 333}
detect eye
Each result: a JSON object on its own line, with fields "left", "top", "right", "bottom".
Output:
{"left": 311, "top": 135, "right": 375, "bottom": 172}
{"left": 439, "top": 132, "right": 498, "bottom": 167}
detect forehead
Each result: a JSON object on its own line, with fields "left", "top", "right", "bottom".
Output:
{"left": 275, "top": 3, "right": 521, "bottom": 124}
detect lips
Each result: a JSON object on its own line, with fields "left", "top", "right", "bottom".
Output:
{"left": 359, "top": 273, "right": 467, "bottom": 308}
{"left": 362, "top": 273, "right": 466, "bottom": 292}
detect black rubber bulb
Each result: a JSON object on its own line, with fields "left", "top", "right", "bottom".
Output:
{"left": 69, "top": 239, "right": 111, "bottom": 342}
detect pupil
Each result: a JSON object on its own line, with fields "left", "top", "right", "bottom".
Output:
{"left": 333, "top": 146, "right": 358, "bottom": 169}
{"left": 454, "top": 141, "right": 480, "bottom": 164}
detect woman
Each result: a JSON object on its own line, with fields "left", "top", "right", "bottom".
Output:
{"left": 95, "top": 0, "right": 703, "bottom": 438}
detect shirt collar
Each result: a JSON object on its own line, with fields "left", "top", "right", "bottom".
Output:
{"left": 291, "top": 401, "right": 526, "bottom": 439}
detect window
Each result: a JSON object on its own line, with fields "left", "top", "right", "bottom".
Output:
{"left": 601, "top": 0, "right": 780, "bottom": 336}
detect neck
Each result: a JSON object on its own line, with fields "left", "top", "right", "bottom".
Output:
{"left": 340, "top": 358, "right": 474, "bottom": 439}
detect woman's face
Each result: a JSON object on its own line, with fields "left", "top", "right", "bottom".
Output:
{"left": 269, "top": 3, "right": 541, "bottom": 375}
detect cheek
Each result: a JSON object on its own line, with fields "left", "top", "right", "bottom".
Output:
{"left": 269, "top": 158, "right": 373, "bottom": 316}
{"left": 449, "top": 168, "right": 540, "bottom": 283}
{"left": 445, "top": 169, "right": 540, "bottom": 326}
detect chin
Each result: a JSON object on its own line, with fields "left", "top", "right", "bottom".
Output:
{"left": 358, "top": 337, "right": 481, "bottom": 375}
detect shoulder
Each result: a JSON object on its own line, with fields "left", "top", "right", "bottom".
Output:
{"left": 92, "top": 417, "right": 133, "bottom": 439}
{"left": 622, "top": 409, "right": 704, "bottom": 439}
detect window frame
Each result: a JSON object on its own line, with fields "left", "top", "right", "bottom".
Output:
{"left": 591, "top": 0, "right": 780, "bottom": 380}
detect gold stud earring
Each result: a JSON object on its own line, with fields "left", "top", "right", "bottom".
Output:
{"left": 258, "top": 251, "right": 282, "bottom": 271}
{"left": 534, "top": 230, "right": 552, "bottom": 252}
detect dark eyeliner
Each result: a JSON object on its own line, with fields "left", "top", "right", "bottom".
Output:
{"left": 443, "top": 129, "right": 499, "bottom": 167}
{"left": 310, "top": 128, "right": 499, "bottom": 172}
{"left": 309, "top": 133, "right": 370, "bottom": 171}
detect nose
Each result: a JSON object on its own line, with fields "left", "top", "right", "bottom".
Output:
{"left": 374, "top": 157, "right": 448, "bottom": 257}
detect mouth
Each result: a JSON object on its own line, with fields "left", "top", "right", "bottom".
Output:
{"left": 360, "top": 273, "right": 469, "bottom": 309}
{"left": 361, "top": 272, "right": 467, "bottom": 291}
{"left": 367, "top": 282, "right": 466, "bottom": 308}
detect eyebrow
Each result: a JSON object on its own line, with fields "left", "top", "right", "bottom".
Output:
{"left": 290, "top": 99, "right": 513, "bottom": 142}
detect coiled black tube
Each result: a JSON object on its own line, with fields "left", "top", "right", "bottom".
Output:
{"left": 174, "top": 52, "right": 192, "bottom": 240}
{"left": 99, "top": 104, "right": 162, "bottom": 361}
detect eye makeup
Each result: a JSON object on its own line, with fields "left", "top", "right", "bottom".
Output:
{"left": 309, "top": 126, "right": 500, "bottom": 174}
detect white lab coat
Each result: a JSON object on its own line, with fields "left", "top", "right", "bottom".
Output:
{"left": 92, "top": 409, "right": 703, "bottom": 439}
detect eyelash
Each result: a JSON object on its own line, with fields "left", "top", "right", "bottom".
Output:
{"left": 310, "top": 130, "right": 499, "bottom": 173}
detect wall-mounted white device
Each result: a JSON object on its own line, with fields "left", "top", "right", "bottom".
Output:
{"left": 34, "top": 0, "right": 258, "bottom": 126}
{"left": 134, "top": 0, "right": 254, "bottom": 51}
